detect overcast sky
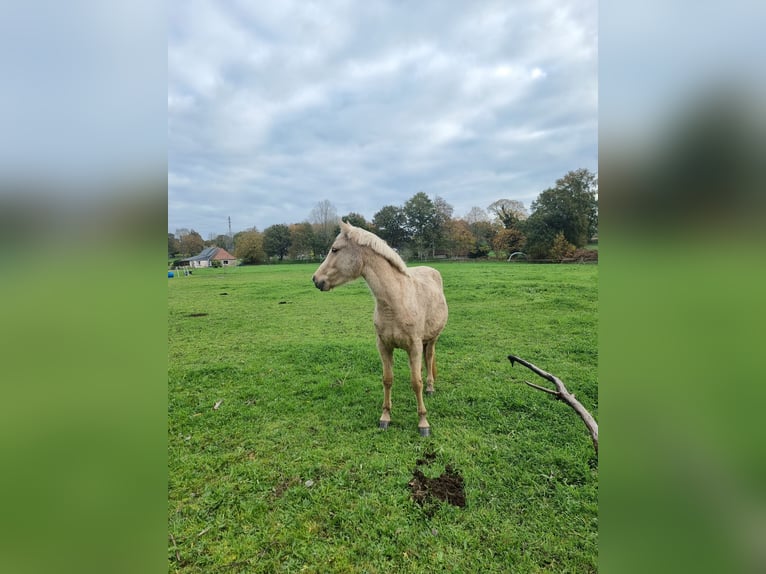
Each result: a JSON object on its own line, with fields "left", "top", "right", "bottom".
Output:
{"left": 168, "top": 0, "right": 597, "bottom": 238}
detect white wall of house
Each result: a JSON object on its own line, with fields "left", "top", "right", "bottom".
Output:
{"left": 187, "top": 257, "right": 237, "bottom": 268}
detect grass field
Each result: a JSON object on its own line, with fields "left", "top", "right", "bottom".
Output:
{"left": 168, "top": 261, "right": 598, "bottom": 573}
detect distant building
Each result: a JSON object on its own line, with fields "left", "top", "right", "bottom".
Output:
{"left": 180, "top": 246, "right": 238, "bottom": 268}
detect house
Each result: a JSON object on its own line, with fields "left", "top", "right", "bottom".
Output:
{"left": 181, "top": 246, "right": 238, "bottom": 268}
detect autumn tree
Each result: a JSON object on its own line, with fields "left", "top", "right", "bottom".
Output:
{"left": 178, "top": 229, "right": 204, "bottom": 256}
{"left": 463, "top": 206, "right": 497, "bottom": 255}
{"left": 443, "top": 219, "right": 474, "bottom": 258}
{"left": 492, "top": 227, "right": 526, "bottom": 258}
{"left": 549, "top": 231, "right": 576, "bottom": 260}
{"left": 234, "top": 228, "right": 266, "bottom": 264}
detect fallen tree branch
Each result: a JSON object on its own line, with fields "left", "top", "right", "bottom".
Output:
{"left": 523, "top": 380, "right": 559, "bottom": 396}
{"left": 508, "top": 354, "right": 598, "bottom": 455}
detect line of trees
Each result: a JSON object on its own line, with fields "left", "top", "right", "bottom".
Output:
{"left": 168, "top": 168, "right": 597, "bottom": 263}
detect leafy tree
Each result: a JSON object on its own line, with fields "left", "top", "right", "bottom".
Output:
{"left": 530, "top": 168, "right": 598, "bottom": 248}
{"left": 234, "top": 229, "right": 266, "bottom": 264}
{"left": 403, "top": 192, "right": 438, "bottom": 258}
{"left": 432, "top": 196, "right": 454, "bottom": 254}
{"left": 342, "top": 212, "right": 370, "bottom": 230}
{"left": 372, "top": 205, "right": 409, "bottom": 249}
{"left": 263, "top": 224, "right": 292, "bottom": 261}
{"left": 468, "top": 242, "right": 490, "bottom": 258}
{"left": 475, "top": 222, "right": 497, "bottom": 251}
{"left": 288, "top": 222, "right": 315, "bottom": 259}
{"left": 179, "top": 229, "right": 204, "bottom": 256}
{"left": 311, "top": 230, "right": 336, "bottom": 259}
{"left": 522, "top": 213, "right": 557, "bottom": 259}
{"left": 168, "top": 233, "right": 180, "bottom": 257}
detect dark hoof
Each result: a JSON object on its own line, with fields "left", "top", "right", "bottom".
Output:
{"left": 379, "top": 420, "right": 389, "bottom": 430}
{"left": 425, "top": 389, "right": 434, "bottom": 396}
{"left": 419, "top": 427, "right": 431, "bottom": 437}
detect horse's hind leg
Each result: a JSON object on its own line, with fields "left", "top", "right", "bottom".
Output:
{"left": 377, "top": 336, "right": 394, "bottom": 430}
{"left": 424, "top": 339, "right": 437, "bottom": 395}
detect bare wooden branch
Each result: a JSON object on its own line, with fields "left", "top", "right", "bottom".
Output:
{"left": 508, "top": 354, "right": 598, "bottom": 455}
{"left": 523, "top": 380, "right": 560, "bottom": 396}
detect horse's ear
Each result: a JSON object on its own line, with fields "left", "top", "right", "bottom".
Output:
{"left": 339, "top": 219, "right": 352, "bottom": 235}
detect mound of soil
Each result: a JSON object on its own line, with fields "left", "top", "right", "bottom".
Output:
{"left": 409, "top": 466, "right": 465, "bottom": 508}
{"left": 409, "top": 449, "right": 465, "bottom": 509}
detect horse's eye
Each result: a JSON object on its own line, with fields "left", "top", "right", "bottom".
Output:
{"left": 331, "top": 247, "right": 339, "bottom": 253}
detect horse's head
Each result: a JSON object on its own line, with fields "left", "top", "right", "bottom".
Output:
{"left": 312, "top": 220, "right": 364, "bottom": 292}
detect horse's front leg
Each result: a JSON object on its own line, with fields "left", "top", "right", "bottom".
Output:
{"left": 407, "top": 340, "right": 430, "bottom": 437}
{"left": 377, "top": 336, "right": 394, "bottom": 430}
{"left": 424, "top": 339, "right": 438, "bottom": 395}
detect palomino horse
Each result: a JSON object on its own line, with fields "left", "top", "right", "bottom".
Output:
{"left": 312, "top": 220, "right": 448, "bottom": 436}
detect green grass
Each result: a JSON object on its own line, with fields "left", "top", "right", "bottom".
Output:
{"left": 169, "top": 262, "right": 598, "bottom": 573}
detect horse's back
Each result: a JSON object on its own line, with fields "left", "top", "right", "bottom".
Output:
{"left": 409, "top": 265, "right": 443, "bottom": 286}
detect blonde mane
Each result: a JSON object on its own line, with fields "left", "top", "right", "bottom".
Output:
{"left": 343, "top": 223, "right": 408, "bottom": 275}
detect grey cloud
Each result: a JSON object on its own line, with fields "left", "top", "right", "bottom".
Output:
{"left": 169, "top": 0, "right": 597, "bottom": 236}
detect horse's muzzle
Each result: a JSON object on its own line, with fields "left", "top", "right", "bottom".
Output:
{"left": 312, "top": 275, "right": 327, "bottom": 291}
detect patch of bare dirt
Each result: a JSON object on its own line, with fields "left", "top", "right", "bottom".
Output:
{"left": 409, "top": 448, "right": 466, "bottom": 512}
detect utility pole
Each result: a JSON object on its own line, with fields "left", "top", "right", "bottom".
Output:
{"left": 227, "top": 216, "right": 233, "bottom": 251}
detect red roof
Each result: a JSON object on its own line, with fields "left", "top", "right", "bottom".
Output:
{"left": 212, "top": 248, "right": 236, "bottom": 260}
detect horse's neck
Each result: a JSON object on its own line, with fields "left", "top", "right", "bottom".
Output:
{"left": 361, "top": 251, "right": 407, "bottom": 310}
